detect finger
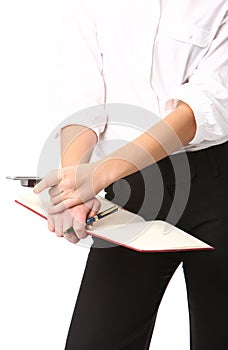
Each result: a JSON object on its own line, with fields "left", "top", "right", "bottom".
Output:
{"left": 56, "top": 230, "right": 63, "bottom": 237}
{"left": 50, "top": 193, "right": 63, "bottom": 205}
{"left": 84, "top": 199, "right": 101, "bottom": 230}
{"left": 33, "top": 169, "right": 61, "bottom": 194}
{"left": 73, "top": 220, "right": 88, "bottom": 240}
{"left": 47, "top": 214, "right": 59, "bottom": 235}
{"left": 52, "top": 214, "right": 64, "bottom": 237}
{"left": 63, "top": 215, "right": 79, "bottom": 244}
{"left": 48, "top": 198, "right": 82, "bottom": 214}
{"left": 47, "top": 219, "right": 55, "bottom": 232}
{"left": 85, "top": 224, "right": 94, "bottom": 231}
{"left": 50, "top": 192, "right": 70, "bottom": 206}
{"left": 87, "top": 198, "right": 101, "bottom": 218}
{"left": 49, "top": 185, "right": 63, "bottom": 197}
{"left": 63, "top": 227, "right": 79, "bottom": 244}
{"left": 49, "top": 178, "right": 76, "bottom": 202}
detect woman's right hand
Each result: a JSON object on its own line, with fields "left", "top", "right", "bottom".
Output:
{"left": 34, "top": 161, "right": 108, "bottom": 214}
{"left": 47, "top": 197, "right": 101, "bottom": 244}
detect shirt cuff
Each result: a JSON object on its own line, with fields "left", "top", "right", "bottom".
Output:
{"left": 165, "top": 83, "right": 217, "bottom": 145}
{"left": 54, "top": 104, "right": 107, "bottom": 141}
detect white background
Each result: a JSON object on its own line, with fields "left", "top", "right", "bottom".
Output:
{"left": 0, "top": 1, "right": 189, "bottom": 349}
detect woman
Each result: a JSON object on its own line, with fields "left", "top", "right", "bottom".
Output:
{"left": 35, "top": 0, "right": 228, "bottom": 348}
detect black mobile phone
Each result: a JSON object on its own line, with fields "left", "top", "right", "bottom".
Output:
{"left": 6, "top": 176, "right": 43, "bottom": 187}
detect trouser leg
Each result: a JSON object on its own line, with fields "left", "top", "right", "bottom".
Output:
{"left": 174, "top": 146, "right": 228, "bottom": 350}
{"left": 65, "top": 141, "right": 228, "bottom": 349}
{"left": 64, "top": 244, "right": 181, "bottom": 350}
{"left": 65, "top": 163, "right": 180, "bottom": 349}
{"left": 183, "top": 239, "right": 228, "bottom": 350}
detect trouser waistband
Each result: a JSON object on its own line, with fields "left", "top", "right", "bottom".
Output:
{"left": 105, "top": 141, "right": 228, "bottom": 193}
{"left": 159, "top": 141, "right": 228, "bottom": 184}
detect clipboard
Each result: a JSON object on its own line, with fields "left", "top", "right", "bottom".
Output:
{"left": 14, "top": 190, "right": 214, "bottom": 253}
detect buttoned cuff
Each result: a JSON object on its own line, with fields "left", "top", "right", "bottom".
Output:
{"left": 54, "top": 104, "right": 107, "bottom": 141}
{"left": 165, "top": 83, "right": 217, "bottom": 145}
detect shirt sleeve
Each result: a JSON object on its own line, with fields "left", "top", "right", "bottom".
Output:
{"left": 165, "top": 10, "right": 228, "bottom": 145}
{"left": 51, "top": 0, "right": 107, "bottom": 140}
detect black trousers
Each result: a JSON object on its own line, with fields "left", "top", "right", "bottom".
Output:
{"left": 65, "top": 142, "right": 228, "bottom": 350}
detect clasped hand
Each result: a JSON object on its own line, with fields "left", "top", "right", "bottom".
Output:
{"left": 34, "top": 162, "right": 102, "bottom": 213}
{"left": 33, "top": 162, "right": 105, "bottom": 243}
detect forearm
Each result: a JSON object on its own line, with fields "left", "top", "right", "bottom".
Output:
{"left": 61, "top": 125, "right": 97, "bottom": 167}
{"left": 100, "top": 101, "right": 196, "bottom": 184}
{"left": 34, "top": 103, "right": 196, "bottom": 211}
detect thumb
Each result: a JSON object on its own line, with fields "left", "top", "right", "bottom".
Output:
{"left": 33, "top": 169, "right": 61, "bottom": 194}
{"left": 86, "top": 199, "right": 101, "bottom": 230}
{"left": 88, "top": 198, "right": 101, "bottom": 216}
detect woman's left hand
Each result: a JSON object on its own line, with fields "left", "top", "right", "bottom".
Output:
{"left": 47, "top": 198, "right": 101, "bottom": 243}
{"left": 34, "top": 161, "right": 106, "bottom": 214}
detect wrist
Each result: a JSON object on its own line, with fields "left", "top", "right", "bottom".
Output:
{"left": 95, "top": 156, "right": 139, "bottom": 188}
{"left": 93, "top": 159, "right": 112, "bottom": 190}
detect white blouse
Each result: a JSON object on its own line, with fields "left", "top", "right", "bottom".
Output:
{"left": 51, "top": 0, "right": 228, "bottom": 156}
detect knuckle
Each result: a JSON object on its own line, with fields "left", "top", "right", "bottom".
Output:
{"left": 72, "top": 236, "right": 79, "bottom": 243}
{"left": 65, "top": 235, "right": 78, "bottom": 244}
{"left": 62, "top": 177, "right": 72, "bottom": 189}
{"left": 86, "top": 224, "right": 93, "bottom": 231}
{"left": 49, "top": 185, "right": 57, "bottom": 195}
{"left": 57, "top": 182, "right": 64, "bottom": 192}
{"left": 50, "top": 196, "right": 56, "bottom": 205}
{"left": 56, "top": 232, "right": 63, "bottom": 237}
{"left": 48, "top": 187, "right": 52, "bottom": 194}
{"left": 51, "top": 196, "right": 61, "bottom": 206}
{"left": 77, "top": 229, "right": 87, "bottom": 239}
{"left": 50, "top": 194, "right": 65, "bottom": 205}
{"left": 48, "top": 225, "right": 54, "bottom": 232}
{"left": 55, "top": 226, "right": 63, "bottom": 237}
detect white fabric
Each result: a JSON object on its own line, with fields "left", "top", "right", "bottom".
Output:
{"left": 50, "top": 0, "right": 228, "bottom": 155}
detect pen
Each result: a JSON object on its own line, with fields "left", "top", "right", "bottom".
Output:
{"left": 86, "top": 205, "right": 120, "bottom": 224}
{"left": 6, "top": 176, "right": 120, "bottom": 233}
{"left": 63, "top": 205, "right": 120, "bottom": 235}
